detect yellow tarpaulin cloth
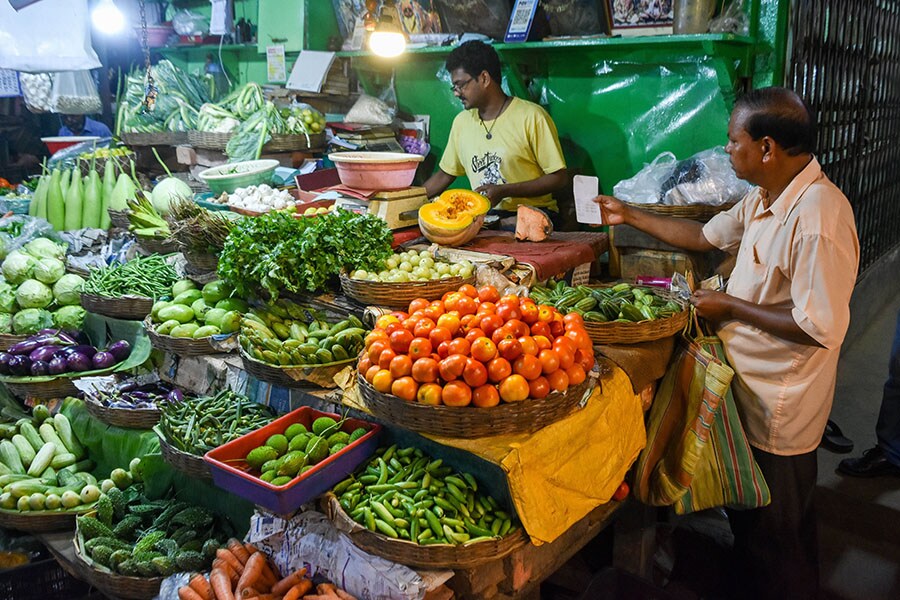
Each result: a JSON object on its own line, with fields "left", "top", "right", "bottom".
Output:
{"left": 340, "top": 364, "right": 646, "bottom": 545}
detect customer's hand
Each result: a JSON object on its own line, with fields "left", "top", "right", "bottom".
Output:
{"left": 474, "top": 183, "right": 506, "bottom": 205}
{"left": 690, "top": 289, "right": 734, "bottom": 322}
{"left": 593, "top": 195, "right": 629, "bottom": 225}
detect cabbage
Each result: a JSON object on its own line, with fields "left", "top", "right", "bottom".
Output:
{"left": 0, "top": 233, "right": 12, "bottom": 261}
{"left": 0, "top": 282, "right": 16, "bottom": 314}
{"left": 52, "top": 305, "right": 86, "bottom": 330}
{"left": 33, "top": 257, "right": 66, "bottom": 284}
{"left": 151, "top": 177, "right": 192, "bottom": 215}
{"left": 13, "top": 308, "right": 53, "bottom": 335}
{"left": 52, "top": 273, "right": 85, "bottom": 306}
{"left": 0, "top": 313, "right": 11, "bottom": 333}
{"left": 15, "top": 279, "right": 53, "bottom": 309}
{"left": 2, "top": 251, "right": 36, "bottom": 285}
{"left": 23, "top": 237, "right": 66, "bottom": 261}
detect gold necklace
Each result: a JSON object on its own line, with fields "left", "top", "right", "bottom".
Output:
{"left": 480, "top": 97, "right": 510, "bottom": 140}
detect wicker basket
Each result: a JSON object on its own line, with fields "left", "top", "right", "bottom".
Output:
{"left": 624, "top": 201, "right": 735, "bottom": 222}
{"left": 188, "top": 130, "right": 233, "bottom": 150}
{"left": 108, "top": 209, "right": 130, "bottom": 229}
{"left": 144, "top": 317, "right": 225, "bottom": 357}
{"left": 84, "top": 396, "right": 160, "bottom": 429}
{"left": 156, "top": 430, "right": 212, "bottom": 479}
{"left": 0, "top": 505, "right": 92, "bottom": 532}
{"left": 358, "top": 373, "right": 592, "bottom": 439}
{"left": 0, "top": 557, "right": 91, "bottom": 600}
{"left": 0, "top": 333, "right": 28, "bottom": 351}
{"left": 73, "top": 531, "right": 163, "bottom": 600}
{"left": 136, "top": 235, "right": 179, "bottom": 255}
{"left": 3, "top": 377, "right": 80, "bottom": 400}
{"left": 327, "top": 494, "right": 528, "bottom": 569}
{"left": 81, "top": 293, "right": 153, "bottom": 321}
{"left": 182, "top": 249, "right": 220, "bottom": 274}
{"left": 340, "top": 273, "right": 476, "bottom": 310}
{"left": 121, "top": 131, "right": 188, "bottom": 147}
{"left": 240, "top": 349, "right": 353, "bottom": 389}
{"left": 581, "top": 286, "right": 689, "bottom": 344}
{"left": 264, "top": 132, "right": 327, "bottom": 152}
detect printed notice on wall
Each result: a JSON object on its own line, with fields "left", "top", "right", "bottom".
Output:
{"left": 266, "top": 45, "right": 286, "bottom": 83}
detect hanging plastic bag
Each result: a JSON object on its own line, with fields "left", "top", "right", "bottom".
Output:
{"left": 50, "top": 71, "right": 102, "bottom": 115}
{"left": 19, "top": 73, "right": 53, "bottom": 114}
{"left": 0, "top": 0, "right": 100, "bottom": 72}
{"left": 172, "top": 9, "right": 210, "bottom": 36}
{"left": 709, "top": 0, "right": 750, "bottom": 35}
{"left": 612, "top": 152, "right": 678, "bottom": 204}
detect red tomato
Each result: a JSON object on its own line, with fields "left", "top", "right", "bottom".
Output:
{"left": 385, "top": 322, "right": 404, "bottom": 336}
{"left": 479, "top": 314, "right": 505, "bottom": 338}
{"left": 459, "top": 283, "right": 478, "bottom": 298}
{"left": 566, "top": 364, "right": 587, "bottom": 386}
{"left": 408, "top": 337, "right": 433, "bottom": 360}
{"left": 372, "top": 369, "right": 394, "bottom": 393}
{"left": 499, "top": 374, "right": 530, "bottom": 402}
{"left": 491, "top": 326, "right": 517, "bottom": 345}
{"left": 375, "top": 314, "right": 400, "bottom": 330}
{"left": 444, "top": 292, "right": 464, "bottom": 313}
{"left": 477, "top": 301, "right": 497, "bottom": 315}
{"left": 518, "top": 336, "right": 539, "bottom": 357}
{"left": 477, "top": 285, "right": 501, "bottom": 303}
{"left": 498, "top": 338, "right": 523, "bottom": 361}
{"left": 530, "top": 320, "right": 551, "bottom": 339}
{"left": 365, "top": 364, "right": 381, "bottom": 383}
{"left": 389, "top": 330, "right": 414, "bottom": 354}
{"left": 487, "top": 357, "right": 512, "bottom": 383}
{"left": 496, "top": 302, "right": 522, "bottom": 322}
{"left": 537, "top": 305, "right": 555, "bottom": 322}
{"left": 563, "top": 312, "right": 585, "bottom": 328}
{"left": 368, "top": 340, "right": 389, "bottom": 362}
{"left": 472, "top": 384, "right": 500, "bottom": 407}
{"left": 439, "top": 354, "right": 468, "bottom": 381}
{"left": 547, "top": 368, "right": 569, "bottom": 393}
{"left": 528, "top": 376, "right": 550, "bottom": 399}
{"left": 417, "top": 383, "right": 443, "bottom": 405}
{"left": 549, "top": 319, "right": 565, "bottom": 337}
{"left": 457, "top": 296, "right": 478, "bottom": 316}
{"left": 505, "top": 319, "right": 530, "bottom": 339}
{"left": 391, "top": 376, "right": 418, "bottom": 401}
{"left": 442, "top": 381, "right": 473, "bottom": 407}
{"left": 471, "top": 337, "right": 499, "bottom": 363}
{"left": 612, "top": 481, "right": 630, "bottom": 501}
{"left": 566, "top": 329, "right": 593, "bottom": 353}
{"left": 411, "top": 358, "right": 439, "bottom": 383}
{"left": 533, "top": 335, "right": 552, "bottom": 351}
{"left": 465, "top": 328, "right": 487, "bottom": 345}
{"left": 556, "top": 347, "right": 575, "bottom": 370}
{"left": 407, "top": 298, "right": 430, "bottom": 315}
{"left": 378, "top": 348, "right": 396, "bottom": 370}
{"left": 538, "top": 349, "right": 560, "bottom": 374}
{"left": 436, "top": 313, "right": 460, "bottom": 335}
{"left": 389, "top": 354, "right": 413, "bottom": 378}
{"left": 358, "top": 355, "right": 372, "bottom": 374}
{"left": 436, "top": 340, "right": 451, "bottom": 359}
{"left": 519, "top": 301, "right": 539, "bottom": 324}
{"left": 463, "top": 358, "right": 489, "bottom": 387}
{"left": 365, "top": 330, "right": 389, "bottom": 348}
{"left": 413, "top": 318, "right": 436, "bottom": 339}
{"left": 447, "top": 337, "right": 472, "bottom": 357}
{"left": 513, "top": 354, "right": 543, "bottom": 381}
{"left": 428, "top": 326, "right": 452, "bottom": 348}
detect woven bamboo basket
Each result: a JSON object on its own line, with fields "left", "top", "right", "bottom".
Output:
{"left": 624, "top": 201, "right": 736, "bottom": 222}
{"left": 358, "top": 373, "right": 592, "bottom": 439}
{"left": 108, "top": 209, "right": 130, "bottom": 229}
{"left": 83, "top": 396, "right": 161, "bottom": 429}
{"left": 182, "top": 249, "right": 220, "bottom": 274}
{"left": 121, "top": 131, "right": 188, "bottom": 147}
{"left": 136, "top": 235, "right": 179, "bottom": 255}
{"left": 582, "top": 286, "right": 689, "bottom": 344}
{"left": 80, "top": 293, "right": 153, "bottom": 321}
{"left": 188, "top": 130, "right": 232, "bottom": 150}
{"left": 0, "top": 333, "right": 28, "bottom": 351}
{"left": 0, "top": 506, "right": 91, "bottom": 532}
{"left": 156, "top": 430, "right": 212, "bottom": 480}
{"left": 3, "top": 377, "right": 80, "bottom": 399}
{"left": 263, "top": 132, "right": 327, "bottom": 152}
{"left": 326, "top": 495, "right": 528, "bottom": 569}
{"left": 240, "top": 349, "right": 353, "bottom": 389}
{"left": 144, "top": 317, "right": 224, "bottom": 357}
{"left": 73, "top": 530, "right": 163, "bottom": 600}
{"left": 340, "top": 273, "right": 476, "bottom": 310}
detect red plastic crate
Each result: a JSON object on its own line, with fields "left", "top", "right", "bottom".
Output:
{"left": 204, "top": 406, "right": 381, "bottom": 515}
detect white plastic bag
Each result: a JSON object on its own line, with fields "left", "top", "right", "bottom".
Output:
{"left": 172, "top": 9, "right": 210, "bottom": 36}
{"left": 50, "top": 71, "right": 101, "bottom": 115}
{"left": 344, "top": 94, "right": 395, "bottom": 126}
{"left": 0, "top": 0, "right": 100, "bottom": 72}
{"left": 613, "top": 152, "right": 677, "bottom": 204}
{"left": 19, "top": 73, "right": 53, "bottom": 113}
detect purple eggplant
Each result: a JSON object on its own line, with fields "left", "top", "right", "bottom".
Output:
{"left": 0, "top": 353, "right": 11, "bottom": 375}
{"left": 107, "top": 341, "right": 131, "bottom": 362}
{"left": 29, "top": 345, "right": 61, "bottom": 364}
{"left": 8, "top": 340, "right": 41, "bottom": 356}
{"left": 66, "top": 353, "right": 93, "bottom": 372}
{"left": 91, "top": 351, "right": 116, "bottom": 370}
{"left": 70, "top": 345, "right": 97, "bottom": 359}
{"left": 167, "top": 388, "right": 184, "bottom": 403}
{"left": 8, "top": 355, "right": 32, "bottom": 376}
{"left": 57, "top": 331, "right": 78, "bottom": 345}
{"left": 116, "top": 380, "right": 139, "bottom": 393}
{"left": 30, "top": 361, "right": 49, "bottom": 376}
{"left": 47, "top": 356, "right": 68, "bottom": 375}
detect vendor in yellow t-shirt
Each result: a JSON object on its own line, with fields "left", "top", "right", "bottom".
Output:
{"left": 423, "top": 41, "right": 568, "bottom": 224}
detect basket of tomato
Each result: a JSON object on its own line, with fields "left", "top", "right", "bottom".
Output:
{"left": 356, "top": 284, "right": 596, "bottom": 438}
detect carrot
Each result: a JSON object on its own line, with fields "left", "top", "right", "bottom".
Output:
{"left": 189, "top": 573, "right": 215, "bottom": 600}
{"left": 213, "top": 559, "right": 239, "bottom": 586}
{"left": 179, "top": 586, "right": 206, "bottom": 600}
{"left": 334, "top": 590, "right": 356, "bottom": 600}
{"left": 217, "top": 548, "right": 246, "bottom": 575}
{"left": 240, "top": 587, "right": 261, "bottom": 599}
{"left": 263, "top": 558, "right": 281, "bottom": 583}
{"left": 229, "top": 538, "right": 251, "bottom": 565}
{"left": 210, "top": 568, "right": 235, "bottom": 600}
{"left": 282, "top": 580, "right": 313, "bottom": 600}
{"left": 242, "top": 595, "right": 276, "bottom": 600}
{"left": 236, "top": 551, "right": 267, "bottom": 594}
{"left": 313, "top": 585, "right": 341, "bottom": 600}
{"left": 244, "top": 542, "right": 261, "bottom": 555}
{"left": 271, "top": 568, "right": 308, "bottom": 596}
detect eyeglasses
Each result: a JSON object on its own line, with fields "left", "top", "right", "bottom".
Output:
{"left": 450, "top": 77, "right": 475, "bottom": 94}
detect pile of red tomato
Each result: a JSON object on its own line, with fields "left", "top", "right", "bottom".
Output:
{"left": 359, "top": 284, "right": 595, "bottom": 407}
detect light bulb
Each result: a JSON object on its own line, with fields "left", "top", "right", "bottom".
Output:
{"left": 369, "top": 31, "right": 406, "bottom": 57}
{"left": 92, "top": 0, "right": 125, "bottom": 34}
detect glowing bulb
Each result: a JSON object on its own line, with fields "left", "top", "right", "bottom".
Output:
{"left": 92, "top": 0, "right": 125, "bottom": 34}
{"left": 369, "top": 31, "right": 406, "bottom": 57}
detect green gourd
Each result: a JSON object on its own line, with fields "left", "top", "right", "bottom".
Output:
{"left": 28, "top": 173, "right": 48, "bottom": 218}
{"left": 58, "top": 168, "right": 71, "bottom": 202}
{"left": 82, "top": 169, "right": 102, "bottom": 229}
{"left": 100, "top": 162, "right": 116, "bottom": 229}
{"left": 63, "top": 168, "right": 83, "bottom": 230}
{"left": 46, "top": 169, "right": 65, "bottom": 231}
{"left": 108, "top": 173, "right": 135, "bottom": 211}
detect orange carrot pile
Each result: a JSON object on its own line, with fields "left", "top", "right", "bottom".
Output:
{"left": 178, "top": 539, "right": 357, "bottom": 600}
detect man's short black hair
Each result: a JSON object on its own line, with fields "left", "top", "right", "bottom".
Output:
{"left": 734, "top": 87, "right": 817, "bottom": 156}
{"left": 445, "top": 41, "right": 502, "bottom": 84}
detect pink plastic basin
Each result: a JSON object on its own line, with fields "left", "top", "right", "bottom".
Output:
{"left": 329, "top": 151, "right": 424, "bottom": 191}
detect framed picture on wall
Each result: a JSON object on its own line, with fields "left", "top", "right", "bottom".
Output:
{"left": 607, "top": 0, "right": 674, "bottom": 36}
{"left": 398, "top": 0, "right": 443, "bottom": 35}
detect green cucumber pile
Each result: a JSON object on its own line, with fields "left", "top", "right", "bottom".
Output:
{"left": 530, "top": 281, "right": 684, "bottom": 323}
{"left": 333, "top": 445, "right": 520, "bottom": 546}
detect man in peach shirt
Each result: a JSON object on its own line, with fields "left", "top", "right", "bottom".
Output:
{"left": 596, "top": 87, "right": 859, "bottom": 599}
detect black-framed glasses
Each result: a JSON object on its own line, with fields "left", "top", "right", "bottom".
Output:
{"left": 450, "top": 77, "right": 475, "bottom": 94}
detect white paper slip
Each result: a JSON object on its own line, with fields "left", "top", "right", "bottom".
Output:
{"left": 573, "top": 175, "right": 602, "bottom": 225}
{"left": 286, "top": 50, "right": 336, "bottom": 93}
{"left": 266, "top": 45, "right": 286, "bottom": 82}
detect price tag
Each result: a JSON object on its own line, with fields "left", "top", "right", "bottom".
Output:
{"left": 505, "top": 0, "right": 540, "bottom": 43}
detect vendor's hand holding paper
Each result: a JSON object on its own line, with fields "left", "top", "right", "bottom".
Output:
{"left": 690, "top": 289, "right": 733, "bottom": 322}
{"left": 594, "top": 195, "right": 628, "bottom": 225}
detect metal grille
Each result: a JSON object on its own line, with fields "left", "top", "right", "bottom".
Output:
{"left": 789, "top": 0, "right": 900, "bottom": 273}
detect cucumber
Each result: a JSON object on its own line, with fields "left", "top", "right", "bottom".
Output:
{"left": 50, "top": 453, "right": 77, "bottom": 470}
{"left": 0, "top": 462, "right": 11, "bottom": 477}
{"left": 32, "top": 404, "right": 52, "bottom": 423}
{"left": 11, "top": 435, "right": 36, "bottom": 467}
{"left": 38, "top": 423, "right": 67, "bottom": 456}
{"left": 18, "top": 422, "right": 44, "bottom": 452}
{"left": 53, "top": 414, "right": 85, "bottom": 460}
{"left": 0, "top": 440, "right": 25, "bottom": 474}
{"left": 28, "top": 442, "right": 57, "bottom": 477}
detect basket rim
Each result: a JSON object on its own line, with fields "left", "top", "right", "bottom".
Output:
{"left": 143, "top": 317, "right": 223, "bottom": 356}
{"left": 72, "top": 529, "right": 165, "bottom": 596}
{"left": 83, "top": 395, "right": 161, "bottom": 428}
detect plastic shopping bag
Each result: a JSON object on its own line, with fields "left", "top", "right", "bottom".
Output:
{"left": 51, "top": 71, "right": 102, "bottom": 115}
{"left": 0, "top": 0, "right": 100, "bottom": 72}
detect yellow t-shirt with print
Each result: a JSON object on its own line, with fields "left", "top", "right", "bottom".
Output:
{"left": 439, "top": 96, "right": 567, "bottom": 212}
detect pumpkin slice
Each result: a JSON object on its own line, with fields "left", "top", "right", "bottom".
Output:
{"left": 419, "top": 189, "right": 490, "bottom": 246}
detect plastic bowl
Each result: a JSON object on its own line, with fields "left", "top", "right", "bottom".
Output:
{"left": 197, "top": 159, "right": 280, "bottom": 194}
{"left": 328, "top": 151, "right": 424, "bottom": 191}
{"left": 41, "top": 136, "right": 101, "bottom": 154}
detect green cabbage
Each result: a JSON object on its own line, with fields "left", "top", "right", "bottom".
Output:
{"left": 2, "top": 251, "right": 36, "bottom": 285}
{"left": 13, "top": 308, "right": 53, "bottom": 335}
{"left": 0, "top": 313, "right": 11, "bottom": 333}
{"left": 0, "top": 282, "right": 16, "bottom": 314}
{"left": 23, "top": 237, "right": 66, "bottom": 261}
{"left": 52, "top": 273, "right": 85, "bottom": 306}
{"left": 52, "top": 305, "right": 86, "bottom": 330}
{"left": 33, "top": 257, "right": 66, "bottom": 284}
{"left": 15, "top": 279, "right": 53, "bottom": 309}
